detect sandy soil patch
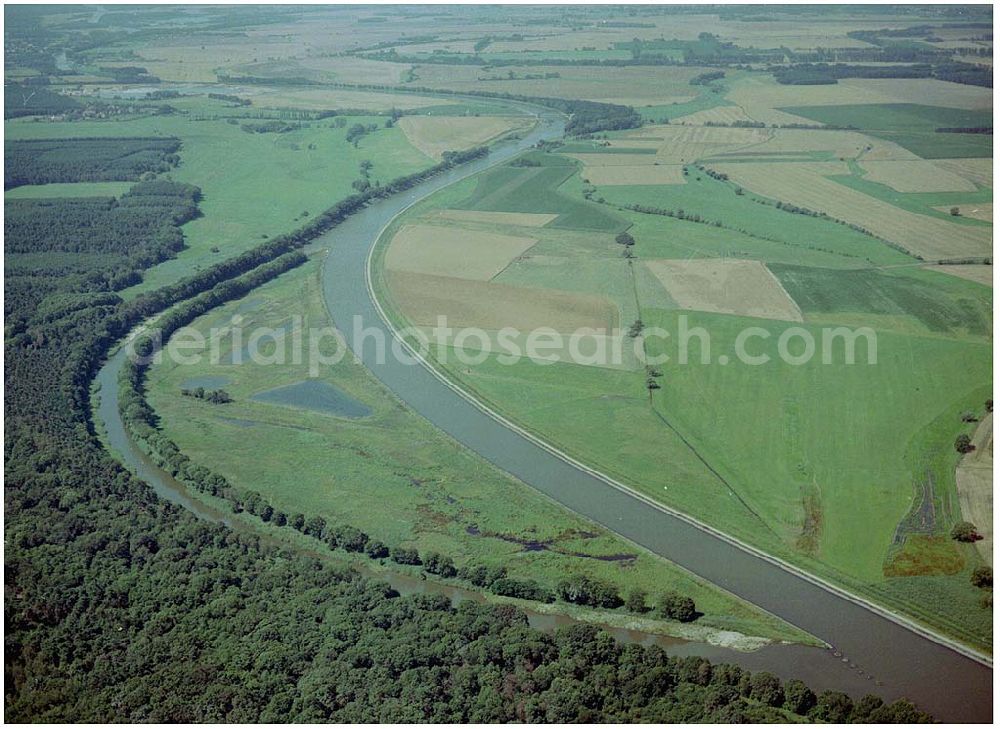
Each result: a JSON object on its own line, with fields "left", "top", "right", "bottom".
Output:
{"left": 714, "top": 162, "right": 993, "bottom": 260}
{"left": 388, "top": 271, "right": 619, "bottom": 332}
{"left": 862, "top": 161, "right": 978, "bottom": 192}
{"left": 433, "top": 209, "right": 558, "bottom": 227}
{"left": 932, "top": 203, "right": 993, "bottom": 223}
{"left": 645, "top": 259, "right": 803, "bottom": 322}
{"left": 957, "top": 413, "right": 993, "bottom": 564}
{"left": 386, "top": 224, "right": 538, "bottom": 281}
{"left": 583, "top": 164, "right": 686, "bottom": 186}
{"left": 933, "top": 158, "right": 993, "bottom": 188}
{"left": 925, "top": 264, "right": 994, "bottom": 287}
{"left": 397, "top": 115, "right": 532, "bottom": 159}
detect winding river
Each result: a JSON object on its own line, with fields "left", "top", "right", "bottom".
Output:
{"left": 95, "top": 106, "right": 991, "bottom": 721}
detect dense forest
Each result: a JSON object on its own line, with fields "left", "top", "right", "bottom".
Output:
{"left": 4, "top": 82, "right": 81, "bottom": 119}
{"left": 5, "top": 180, "right": 200, "bottom": 316}
{"left": 5, "top": 137, "right": 181, "bottom": 189}
{"left": 3, "top": 128, "right": 931, "bottom": 723}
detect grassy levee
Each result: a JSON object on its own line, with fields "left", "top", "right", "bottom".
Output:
{"left": 5, "top": 101, "right": 434, "bottom": 295}
{"left": 371, "top": 147, "right": 994, "bottom": 652}
{"left": 143, "top": 256, "right": 813, "bottom": 646}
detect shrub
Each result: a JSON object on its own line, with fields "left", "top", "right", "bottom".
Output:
{"left": 971, "top": 565, "right": 993, "bottom": 588}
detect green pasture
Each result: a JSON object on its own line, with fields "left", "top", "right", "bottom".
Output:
{"left": 4, "top": 181, "right": 134, "bottom": 199}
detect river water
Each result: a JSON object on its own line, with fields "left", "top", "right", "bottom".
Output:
{"left": 94, "top": 106, "right": 991, "bottom": 721}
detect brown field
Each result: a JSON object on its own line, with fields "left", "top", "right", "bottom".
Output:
{"left": 934, "top": 158, "right": 994, "bottom": 188}
{"left": 432, "top": 210, "right": 558, "bottom": 227}
{"left": 714, "top": 162, "right": 994, "bottom": 260}
{"left": 582, "top": 164, "right": 686, "bottom": 186}
{"left": 645, "top": 258, "right": 803, "bottom": 322}
{"left": 956, "top": 413, "right": 993, "bottom": 564}
{"left": 926, "top": 264, "right": 994, "bottom": 287}
{"left": 388, "top": 271, "right": 620, "bottom": 332}
{"left": 862, "top": 161, "right": 978, "bottom": 192}
{"left": 386, "top": 224, "right": 538, "bottom": 281}
{"left": 397, "top": 115, "right": 533, "bottom": 159}
{"left": 932, "top": 204, "right": 993, "bottom": 223}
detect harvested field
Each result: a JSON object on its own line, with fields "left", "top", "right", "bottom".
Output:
{"left": 620, "top": 124, "right": 770, "bottom": 164}
{"left": 672, "top": 105, "right": 756, "bottom": 126}
{"left": 712, "top": 129, "right": 916, "bottom": 162}
{"left": 956, "top": 413, "right": 993, "bottom": 564}
{"left": 714, "top": 162, "right": 994, "bottom": 260}
{"left": 569, "top": 153, "right": 670, "bottom": 167}
{"left": 932, "top": 203, "right": 992, "bottom": 222}
{"left": 862, "top": 160, "right": 979, "bottom": 193}
{"left": 582, "top": 164, "right": 686, "bottom": 186}
{"left": 239, "top": 87, "right": 450, "bottom": 112}
{"left": 385, "top": 224, "right": 538, "bottom": 281}
{"left": 433, "top": 209, "right": 558, "bottom": 227}
{"left": 645, "top": 258, "right": 803, "bottom": 322}
{"left": 926, "top": 264, "right": 994, "bottom": 287}
{"left": 934, "top": 158, "right": 994, "bottom": 188}
{"left": 727, "top": 76, "right": 992, "bottom": 126}
{"left": 397, "top": 115, "right": 533, "bottom": 159}
{"left": 387, "top": 270, "right": 619, "bottom": 332}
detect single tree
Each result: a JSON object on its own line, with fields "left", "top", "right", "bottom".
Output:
{"left": 951, "top": 520, "right": 980, "bottom": 542}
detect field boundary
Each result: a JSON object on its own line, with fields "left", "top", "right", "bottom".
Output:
{"left": 363, "top": 161, "right": 994, "bottom": 669}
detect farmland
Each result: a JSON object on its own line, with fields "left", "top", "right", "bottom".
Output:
{"left": 374, "top": 90, "right": 993, "bottom": 649}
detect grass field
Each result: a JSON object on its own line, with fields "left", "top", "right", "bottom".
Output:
{"left": 4, "top": 181, "right": 134, "bottom": 198}
{"left": 455, "top": 155, "right": 626, "bottom": 232}
{"left": 144, "top": 257, "right": 810, "bottom": 645}
{"left": 386, "top": 223, "right": 538, "bottom": 280}
{"left": 5, "top": 101, "right": 434, "bottom": 294}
